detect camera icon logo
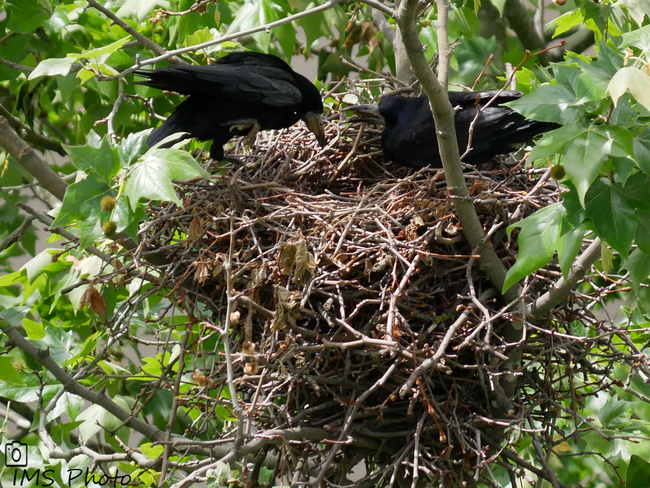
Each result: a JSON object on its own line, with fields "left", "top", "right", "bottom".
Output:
{"left": 4, "top": 441, "right": 28, "bottom": 467}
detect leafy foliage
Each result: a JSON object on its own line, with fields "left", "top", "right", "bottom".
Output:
{"left": 2, "top": 0, "right": 650, "bottom": 487}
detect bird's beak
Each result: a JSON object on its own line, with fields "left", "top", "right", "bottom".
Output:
{"left": 346, "top": 103, "right": 384, "bottom": 123}
{"left": 303, "top": 111, "right": 326, "bottom": 147}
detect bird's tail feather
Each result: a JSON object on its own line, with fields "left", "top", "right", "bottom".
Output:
{"left": 146, "top": 108, "right": 192, "bottom": 150}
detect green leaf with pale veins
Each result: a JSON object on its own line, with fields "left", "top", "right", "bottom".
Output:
{"left": 505, "top": 84, "right": 582, "bottom": 124}
{"left": 557, "top": 222, "right": 589, "bottom": 279}
{"left": 67, "top": 37, "right": 131, "bottom": 61}
{"left": 124, "top": 149, "right": 210, "bottom": 210}
{"left": 563, "top": 125, "right": 635, "bottom": 207}
{"left": 52, "top": 174, "right": 112, "bottom": 227}
{"left": 584, "top": 174, "right": 650, "bottom": 256}
{"left": 63, "top": 138, "right": 121, "bottom": 184}
{"left": 118, "top": 129, "right": 152, "bottom": 167}
{"left": 625, "top": 248, "right": 650, "bottom": 303}
{"left": 550, "top": 9, "right": 585, "bottom": 37}
{"left": 527, "top": 123, "right": 584, "bottom": 162}
{"left": 607, "top": 67, "right": 650, "bottom": 113}
{"left": 28, "top": 57, "right": 76, "bottom": 80}
{"left": 635, "top": 209, "right": 650, "bottom": 255}
{"left": 0, "top": 357, "right": 25, "bottom": 385}
{"left": 503, "top": 203, "right": 566, "bottom": 292}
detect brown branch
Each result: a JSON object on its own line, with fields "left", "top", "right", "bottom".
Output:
{"left": 86, "top": 0, "right": 187, "bottom": 65}
{"left": 0, "top": 116, "right": 68, "bottom": 201}
{"left": 110, "top": 0, "right": 346, "bottom": 77}
{"left": 503, "top": 0, "right": 549, "bottom": 65}
{"left": 0, "top": 215, "right": 35, "bottom": 252}
{"left": 394, "top": 0, "right": 519, "bottom": 303}
{"left": 1, "top": 323, "right": 168, "bottom": 444}
{"left": 531, "top": 238, "right": 602, "bottom": 318}
{"left": 0, "top": 103, "right": 65, "bottom": 155}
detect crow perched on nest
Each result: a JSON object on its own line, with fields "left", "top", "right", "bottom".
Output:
{"left": 349, "top": 90, "right": 558, "bottom": 169}
{"left": 136, "top": 52, "right": 326, "bottom": 160}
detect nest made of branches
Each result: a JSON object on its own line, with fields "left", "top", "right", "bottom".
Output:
{"left": 136, "top": 103, "right": 602, "bottom": 485}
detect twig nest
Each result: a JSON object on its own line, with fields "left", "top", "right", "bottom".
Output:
{"left": 141, "top": 114, "right": 568, "bottom": 480}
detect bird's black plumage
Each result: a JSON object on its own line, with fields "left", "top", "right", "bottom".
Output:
{"left": 136, "top": 52, "right": 325, "bottom": 160}
{"left": 350, "top": 90, "right": 558, "bottom": 169}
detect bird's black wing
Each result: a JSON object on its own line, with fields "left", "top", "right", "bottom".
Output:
{"left": 376, "top": 92, "right": 557, "bottom": 169}
{"left": 378, "top": 96, "right": 442, "bottom": 169}
{"left": 448, "top": 89, "right": 524, "bottom": 107}
{"left": 136, "top": 57, "right": 303, "bottom": 107}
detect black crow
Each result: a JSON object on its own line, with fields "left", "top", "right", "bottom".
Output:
{"left": 349, "top": 90, "right": 558, "bottom": 169}
{"left": 136, "top": 52, "right": 326, "bottom": 160}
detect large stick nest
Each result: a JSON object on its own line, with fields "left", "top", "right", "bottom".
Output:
{"left": 137, "top": 100, "right": 597, "bottom": 485}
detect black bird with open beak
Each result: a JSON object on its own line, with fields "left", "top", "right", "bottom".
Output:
{"left": 348, "top": 90, "right": 558, "bottom": 169}
{"left": 136, "top": 52, "right": 326, "bottom": 160}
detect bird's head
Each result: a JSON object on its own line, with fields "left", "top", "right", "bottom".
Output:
{"left": 302, "top": 111, "right": 327, "bottom": 148}
{"left": 346, "top": 102, "right": 384, "bottom": 124}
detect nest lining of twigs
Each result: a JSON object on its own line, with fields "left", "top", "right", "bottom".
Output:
{"left": 137, "top": 110, "right": 596, "bottom": 483}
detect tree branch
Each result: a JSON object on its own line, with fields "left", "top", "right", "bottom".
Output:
{"left": 0, "top": 102, "right": 65, "bottom": 155}
{"left": 0, "top": 116, "right": 68, "bottom": 201}
{"left": 110, "top": 0, "right": 345, "bottom": 76}
{"left": 435, "top": 0, "right": 451, "bottom": 89}
{"left": 0, "top": 215, "right": 35, "bottom": 253}
{"left": 1, "top": 323, "right": 168, "bottom": 444}
{"left": 531, "top": 238, "right": 602, "bottom": 318}
{"left": 394, "top": 0, "right": 519, "bottom": 302}
{"left": 503, "top": 0, "right": 549, "bottom": 65}
{"left": 86, "top": 0, "right": 187, "bottom": 65}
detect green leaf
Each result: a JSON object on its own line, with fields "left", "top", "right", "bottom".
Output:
{"left": 63, "top": 138, "right": 121, "bottom": 184}
{"left": 52, "top": 174, "right": 112, "bottom": 228}
{"left": 295, "top": 8, "right": 334, "bottom": 49}
{"left": 574, "top": 43, "right": 623, "bottom": 96}
{"left": 607, "top": 66, "right": 650, "bottom": 113}
{"left": 627, "top": 455, "right": 650, "bottom": 486}
{"left": 28, "top": 57, "right": 77, "bottom": 80}
{"left": 67, "top": 37, "right": 131, "bottom": 61}
{"left": 6, "top": 0, "right": 52, "bottom": 33}
{"left": 118, "top": 130, "right": 152, "bottom": 167}
{"left": 46, "top": 392, "right": 85, "bottom": 423}
{"left": 22, "top": 318, "right": 45, "bottom": 340}
{"left": 506, "top": 84, "right": 582, "bottom": 124}
{"left": 618, "top": 0, "right": 650, "bottom": 26}
{"left": 0, "top": 269, "right": 28, "bottom": 288}
{"left": 77, "top": 68, "right": 96, "bottom": 84}
{"left": 63, "top": 331, "right": 102, "bottom": 368}
{"left": 621, "top": 24, "right": 650, "bottom": 51}
{"left": 527, "top": 123, "right": 583, "bottom": 162}
{"left": 564, "top": 125, "right": 634, "bottom": 207}
{"left": 116, "top": 0, "right": 169, "bottom": 21}
{"left": 0, "top": 357, "right": 26, "bottom": 385}
{"left": 557, "top": 222, "right": 588, "bottom": 279}
{"left": 625, "top": 248, "right": 650, "bottom": 304}
{"left": 78, "top": 396, "right": 134, "bottom": 441}
{"left": 584, "top": 179, "right": 638, "bottom": 256}
{"left": 503, "top": 203, "right": 566, "bottom": 292}
{"left": 550, "top": 9, "right": 585, "bottom": 37}
{"left": 226, "top": 1, "right": 279, "bottom": 52}
{"left": 111, "top": 197, "right": 146, "bottom": 242}
{"left": 612, "top": 156, "right": 637, "bottom": 186}
{"left": 32, "top": 324, "right": 81, "bottom": 365}
{"left": 636, "top": 209, "right": 650, "bottom": 255}
{"left": 634, "top": 128, "right": 650, "bottom": 175}
{"left": 183, "top": 27, "right": 215, "bottom": 48}
{"left": 124, "top": 149, "right": 210, "bottom": 210}
{"left": 488, "top": 0, "right": 507, "bottom": 16}
{"left": 0, "top": 376, "right": 60, "bottom": 402}
{"left": 599, "top": 398, "right": 633, "bottom": 428}
{"left": 141, "top": 442, "right": 165, "bottom": 460}
{"left": 601, "top": 242, "right": 614, "bottom": 274}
